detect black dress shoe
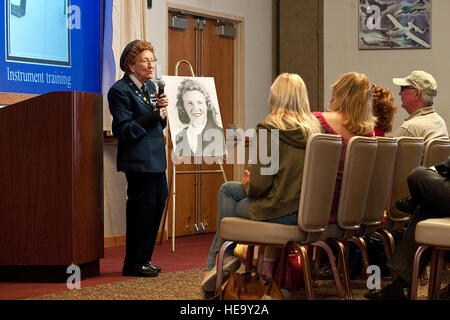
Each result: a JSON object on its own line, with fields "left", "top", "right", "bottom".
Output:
{"left": 122, "top": 263, "right": 159, "bottom": 277}
{"left": 145, "top": 263, "right": 161, "bottom": 273}
{"left": 395, "top": 197, "right": 416, "bottom": 214}
{"left": 364, "top": 281, "right": 410, "bottom": 300}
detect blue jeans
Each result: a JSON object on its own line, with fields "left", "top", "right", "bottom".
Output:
{"left": 205, "top": 181, "right": 297, "bottom": 270}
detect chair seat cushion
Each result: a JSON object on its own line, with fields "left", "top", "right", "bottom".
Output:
{"left": 415, "top": 218, "right": 450, "bottom": 247}
{"left": 220, "top": 217, "right": 307, "bottom": 245}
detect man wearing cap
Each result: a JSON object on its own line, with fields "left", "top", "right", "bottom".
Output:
{"left": 392, "top": 70, "right": 448, "bottom": 143}
{"left": 107, "top": 40, "right": 168, "bottom": 277}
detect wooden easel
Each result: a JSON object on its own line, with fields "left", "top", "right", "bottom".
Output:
{"left": 159, "top": 60, "right": 227, "bottom": 251}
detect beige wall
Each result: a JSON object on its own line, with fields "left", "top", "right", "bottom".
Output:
{"left": 323, "top": 0, "right": 450, "bottom": 135}
{"left": 104, "top": 145, "right": 127, "bottom": 236}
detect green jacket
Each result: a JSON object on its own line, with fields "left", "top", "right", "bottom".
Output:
{"left": 245, "top": 121, "right": 307, "bottom": 221}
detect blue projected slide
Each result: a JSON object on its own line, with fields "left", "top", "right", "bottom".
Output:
{"left": 0, "top": 0, "right": 101, "bottom": 94}
{"left": 7, "top": 0, "right": 70, "bottom": 66}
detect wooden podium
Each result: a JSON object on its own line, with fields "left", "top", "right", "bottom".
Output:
{"left": 0, "top": 92, "right": 104, "bottom": 282}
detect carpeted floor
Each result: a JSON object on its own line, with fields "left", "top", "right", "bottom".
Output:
{"left": 0, "top": 233, "right": 215, "bottom": 300}
{"left": 25, "top": 267, "right": 205, "bottom": 300}
{"left": 3, "top": 232, "right": 447, "bottom": 301}
{"left": 24, "top": 265, "right": 439, "bottom": 300}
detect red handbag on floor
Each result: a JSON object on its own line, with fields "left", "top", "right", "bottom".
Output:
{"left": 273, "top": 248, "right": 305, "bottom": 291}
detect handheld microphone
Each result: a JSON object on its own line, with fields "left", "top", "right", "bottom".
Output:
{"left": 155, "top": 80, "right": 166, "bottom": 110}
{"left": 158, "top": 80, "right": 165, "bottom": 97}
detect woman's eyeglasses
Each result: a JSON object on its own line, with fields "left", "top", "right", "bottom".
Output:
{"left": 138, "top": 58, "right": 157, "bottom": 64}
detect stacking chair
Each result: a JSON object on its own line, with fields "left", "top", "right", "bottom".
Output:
{"left": 386, "top": 137, "right": 425, "bottom": 223}
{"left": 345, "top": 137, "right": 398, "bottom": 284}
{"left": 324, "top": 136, "right": 378, "bottom": 299}
{"left": 411, "top": 218, "right": 450, "bottom": 300}
{"left": 380, "top": 137, "right": 424, "bottom": 251}
{"left": 422, "top": 138, "right": 450, "bottom": 167}
{"left": 214, "top": 133, "right": 344, "bottom": 299}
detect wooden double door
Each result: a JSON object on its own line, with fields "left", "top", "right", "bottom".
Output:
{"left": 167, "top": 12, "right": 236, "bottom": 237}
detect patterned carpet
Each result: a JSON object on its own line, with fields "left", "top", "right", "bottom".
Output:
{"left": 26, "top": 267, "right": 205, "bottom": 300}
{"left": 25, "top": 266, "right": 439, "bottom": 300}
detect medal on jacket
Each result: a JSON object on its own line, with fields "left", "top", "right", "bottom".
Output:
{"left": 129, "top": 81, "right": 151, "bottom": 106}
{"left": 149, "top": 93, "right": 157, "bottom": 107}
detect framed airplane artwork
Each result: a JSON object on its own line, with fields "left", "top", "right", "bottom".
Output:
{"left": 359, "top": 0, "right": 431, "bottom": 50}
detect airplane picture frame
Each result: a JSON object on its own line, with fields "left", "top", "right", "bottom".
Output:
{"left": 359, "top": 0, "right": 431, "bottom": 50}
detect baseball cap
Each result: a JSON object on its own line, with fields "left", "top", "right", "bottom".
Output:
{"left": 393, "top": 70, "right": 438, "bottom": 96}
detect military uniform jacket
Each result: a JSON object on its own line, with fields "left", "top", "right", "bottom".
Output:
{"left": 108, "top": 74, "right": 167, "bottom": 173}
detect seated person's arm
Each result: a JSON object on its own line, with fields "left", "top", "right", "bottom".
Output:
{"left": 244, "top": 129, "right": 276, "bottom": 197}
{"left": 246, "top": 164, "right": 274, "bottom": 197}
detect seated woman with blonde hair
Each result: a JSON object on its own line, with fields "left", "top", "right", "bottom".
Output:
{"left": 313, "top": 72, "right": 376, "bottom": 224}
{"left": 371, "top": 84, "right": 397, "bottom": 137}
{"left": 201, "top": 73, "right": 322, "bottom": 294}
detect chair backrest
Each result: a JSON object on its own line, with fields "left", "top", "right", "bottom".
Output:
{"left": 362, "top": 137, "right": 398, "bottom": 226}
{"left": 298, "top": 133, "right": 342, "bottom": 233}
{"left": 422, "top": 138, "right": 450, "bottom": 167}
{"left": 387, "top": 137, "right": 424, "bottom": 221}
{"left": 337, "top": 136, "right": 378, "bottom": 231}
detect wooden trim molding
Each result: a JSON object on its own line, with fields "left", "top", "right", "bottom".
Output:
{"left": 167, "top": 2, "right": 243, "bottom": 23}
{"left": 104, "top": 230, "right": 167, "bottom": 248}
{"left": 104, "top": 234, "right": 126, "bottom": 248}
{"left": 0, "top": 92, "right": 40, "bottom": 105}
{"left": 233, "top": 20, "right": 245, "bottom": 182}
{"left": 103, "top": 130, "right": 118, "bottom": 145}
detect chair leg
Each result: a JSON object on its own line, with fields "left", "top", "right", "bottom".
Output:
{"left": 372, "top": 231, "right": 393, "bottom": 259}
{"left": 307, "top": 245, "right": 315, "bottom": 261}
{"left": 215, "top": 240, "right": 234, "bottom": 295}
{"left": 432, "top": 249, "right": 445, "bottom": 300}
{"left": 358, "top": 237, "right": 370, "bottom": 279}
{"left": 310, "top": 245, "right": 321, "bottom": 287}
{"left": 275, "top": 246, "right": 288, "bottom": 288}
{"left": 373, "top": 230, "right": 399, "bottom": 279}
{"left": 410, "top": 244, "right": 430, "bottom": 300}
{"left": 291, "top": 243, "right": 315, "bottom": 300}
{"left": 377, "top": 229, "right": 395, "bottom": 257}
{"left": 342, "top": 242, "right": 350, "bottom": 275}
{"left": 419, "top": 267, "right": 428, "bottom": 286}
{"left": 334, "top": 240, "right": 351, "bottom": 300}
{"left": 256, "top": 245, "right": 265, "bottom": 274}
{"left": 245, "top": 245, "right": 255, "bottom": 272}
{"left": 347, "top": 236, "right": 370, "bottom": 281}
{"left": 428, "top": 247, "right": 438, "bottom": 300}
{"left": 315, "top": 240, "right": 347, "bottom": 300}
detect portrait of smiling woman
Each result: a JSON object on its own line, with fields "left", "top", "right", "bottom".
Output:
{"left": 174, "top": 78, "right": 225, "bottom": 156}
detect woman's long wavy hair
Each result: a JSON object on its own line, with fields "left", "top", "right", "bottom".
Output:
{"left": 265, "top": 73, "right": 321, "bottom": 138}
{"left": 328, "top": 72, "right": 375, "bottom": 136}
{"left": 372, "top": 84, "right": 397, "bottom": 133}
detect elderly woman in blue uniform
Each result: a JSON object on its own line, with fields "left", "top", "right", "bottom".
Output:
{"left": 108, "top": 40, "right": 168, "bottom": 277}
